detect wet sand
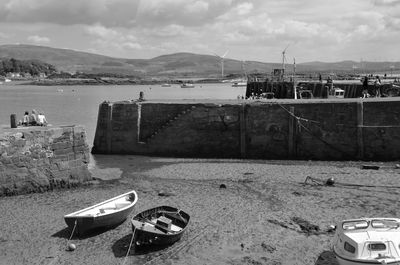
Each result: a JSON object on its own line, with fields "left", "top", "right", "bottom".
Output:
{"left": 1, "top": 156, "right": 400, "bottom": 265}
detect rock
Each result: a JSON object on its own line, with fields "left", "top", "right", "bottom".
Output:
{"left": 158, "top": 191, "right": 176, "bottom": 197}
{"left": 219, "top": 184, "right": 227, "bottom": 189}
{"left": 261, "top": 242, "right": 276, "bottom": 253}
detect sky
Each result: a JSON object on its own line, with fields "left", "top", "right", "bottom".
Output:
{"left": 0, "top": 0, "right": 399, "bottom": 63}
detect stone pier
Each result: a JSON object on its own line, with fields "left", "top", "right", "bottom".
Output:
{"left": 92, "top": 98, "right": 400, "bottom": 161}
{"left": 0, "top": 125, "right": 92, "bottom": 196}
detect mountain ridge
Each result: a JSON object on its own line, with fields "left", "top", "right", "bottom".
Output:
{"left": 0, "top": 44, "right": 398, "bottom": 77}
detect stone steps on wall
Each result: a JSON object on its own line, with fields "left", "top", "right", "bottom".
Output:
{"left": 144, "top": 106, "right": 196, "bottom": 143}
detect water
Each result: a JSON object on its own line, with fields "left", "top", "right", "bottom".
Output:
{"left": 0, "top": 82, "right": 246, "bottom": 147}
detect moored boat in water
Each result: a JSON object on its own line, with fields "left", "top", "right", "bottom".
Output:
{"left": 181, "top": 83, "right": 195, "bottom": 88}
{"left": 64, "top": 190, "right": 138, "bottom": 235}
{"left": 131, "top": 205, "right": 190, "bottom": 246}
{"left": 232, "top": 81, "right": 247, "bottom": 87}
{"left": 333, "top": 217, "right": 400, "bottom": 265}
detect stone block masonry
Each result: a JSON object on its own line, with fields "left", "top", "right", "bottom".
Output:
{"left": 0, "top": 125, "right": 92, "bottom": 196}
{"left": 92, "top": 98, "right": 400, "bottom": 161}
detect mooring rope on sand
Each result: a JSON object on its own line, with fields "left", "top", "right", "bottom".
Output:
{"left": 121, "top": 227, "right": 136, "bottom": 265}
{"left": 142, "top": 206, "right": 236, "bottom": 265}
{"left": 47, "top": 220, "right": 77, "bottom": 265}
{"left": 66, "top": 220, "right": 77, "bottom": 246}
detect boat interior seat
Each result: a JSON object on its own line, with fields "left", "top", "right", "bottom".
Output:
{"left": 115, "top": 202, "right": 131, "bottom": 209}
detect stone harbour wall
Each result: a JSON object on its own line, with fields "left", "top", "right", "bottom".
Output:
{"left": 0, "top": 125, "right": 92, "bottom": 196}
{"left": 92, "top": 98, "right": 400, "bottom": 161}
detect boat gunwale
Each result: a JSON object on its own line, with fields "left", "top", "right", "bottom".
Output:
{"left": 131, "top": 205, "right": 190, "bottom": 236}
{"left": 64, "top": 190, "right": 138, "bottom": 218}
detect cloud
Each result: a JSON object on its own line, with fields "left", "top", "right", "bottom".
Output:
{"left": 0, "top": 0, "right": 140, "bottom": 27}
{"left": 374, "top": 0, "right": 400, "bottom": 6}
{"left": 135, "top": 0, "right": 233, "bottom": 27}
{"left": 27, "top": 35, "right": 50, "bottom": 44}
{"left": 84, "top": 24, "right": 141, "bottom": 52}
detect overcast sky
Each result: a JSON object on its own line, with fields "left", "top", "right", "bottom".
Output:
{"left": 0, "top": 0, "right": 399, "bottom": 63}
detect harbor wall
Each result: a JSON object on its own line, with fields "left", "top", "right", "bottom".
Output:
{"left": 0, "top": 125, "right": 92, "bottom": 196}
{"left": 92, "top": 99, "right": 400, "bottom": 161}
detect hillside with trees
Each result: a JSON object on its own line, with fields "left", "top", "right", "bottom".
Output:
{"left": 0, "top": 58, "right": 57, "bottom": 76}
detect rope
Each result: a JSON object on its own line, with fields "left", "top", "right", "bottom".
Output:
{"left": 278, "top": 103, "right": 355, "bottom": 157}
{"left": 47, "top": 220, "right": 78, "bottom": 265}
{"left": 121, "top": 227, "right": 136, "bottom": 265}
{"left": 142, "top": 207, "right": 235, "bottom": 265}
{"left": 67, "top": 220, "right": 77, "bottom": 243}
{"left": 278, "top": 104, "right": 320, "bottom": 124}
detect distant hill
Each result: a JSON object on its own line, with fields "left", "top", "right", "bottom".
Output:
{"left": 0, "top": 44, "right": 399, "bottom": 77}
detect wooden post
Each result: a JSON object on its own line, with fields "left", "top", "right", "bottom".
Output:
{"left": 288, "top": 106, "right": 296, "bottom": 158}
{"left": 239, "top": 104, "right": 246, "bottom": 158}
{"left": 10, "top": 114, "right": 17, "bottom": 128}
{"left": 357, "top": 101, "right": 364, "bottom": 160}
{"left": 106, "top": 103, "right": 113, "bottom": 153}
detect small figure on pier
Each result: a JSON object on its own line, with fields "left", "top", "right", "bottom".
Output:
{"left": 362, "top": 76, "right": 369, "bottom": 98}
{"left": 374, "top": 76, "right": 381, "bottom": 97}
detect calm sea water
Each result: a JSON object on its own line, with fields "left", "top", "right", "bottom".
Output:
{"left": 0, "top": 82, "right": 246, "bottom": 148}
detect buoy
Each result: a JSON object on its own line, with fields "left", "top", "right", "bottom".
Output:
{"left": 325, "top": 177, "right": 335, "bottom": 186}
{"left": 67, "top": 243, "right": 76, "bottom": 251}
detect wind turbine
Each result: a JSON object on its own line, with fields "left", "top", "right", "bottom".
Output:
{"left": 214, "top": 50, "right": 229, "bottom": 78}
{"left": 282, "top": 44, "right": 290, "bottom": 71}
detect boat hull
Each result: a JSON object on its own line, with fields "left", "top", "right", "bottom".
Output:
{"left": 64, "top": 190, "right": 138, "bottom": 235}
{"left": 131, "top": 205, "right": 190, "bottom": 246}
{"left": 65, "top": 205, "right": 134, "bottom": 235}
{"left": 335, "top": 252, "right": 400, "bottom": 265}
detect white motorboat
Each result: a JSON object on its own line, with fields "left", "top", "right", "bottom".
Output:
{"left": 328, "top": 87, "right": 345, "bottom": 98}
{"left": 181, "top": 83, "right": 195, "bottom": 88}
{"left": 232, "top": 81, "right": 247, "bottom": 87}
{"left": 333, "top": 218, "right": 400, "bottom": 265}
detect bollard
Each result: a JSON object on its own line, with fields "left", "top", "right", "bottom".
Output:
{"left": 139, "top": 91, "right": 145, "bottom": 101}
{"left": 10, "top": 114, "right": 17, "bottom": 128}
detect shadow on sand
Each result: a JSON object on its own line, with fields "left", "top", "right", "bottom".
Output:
{"left": 112, "top": 233, "right": 170, "bottom": 258}
{"left": 315, "top": 250, "right": 338, "bottom": 265}
{"left": 52, "top": 222, "right": 124, "bottom": 240}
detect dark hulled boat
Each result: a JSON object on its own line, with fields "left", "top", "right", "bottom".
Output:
{"left": 131, "top": 205, "right": 190, "bottom": 246}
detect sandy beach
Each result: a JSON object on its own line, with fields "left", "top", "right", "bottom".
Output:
{"left": 1, "top": 156, "right": 400, "bottom": 265}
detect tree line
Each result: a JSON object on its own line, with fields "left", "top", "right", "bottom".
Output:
{"left": 0, "top": 58, "right": 57, "bottom": 76}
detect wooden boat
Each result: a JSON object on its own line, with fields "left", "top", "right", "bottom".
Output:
{"left": 64, "top": 190, "right": 138, "bottom": 235}
{"left": 333, "top": 217, "right": 400, "bottom": 265}
{"left": 131, "top": 206, "right": 190, "bottom": 246}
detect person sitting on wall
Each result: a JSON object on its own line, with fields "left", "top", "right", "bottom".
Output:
{"left": 20, "top": 111, "right": 29, "bottom": 126}
{"left": 29, "top": 109, "right": 38, "bottom": 125}
{"left": 37, "top": 111, "right": 48, "bottom": 126}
